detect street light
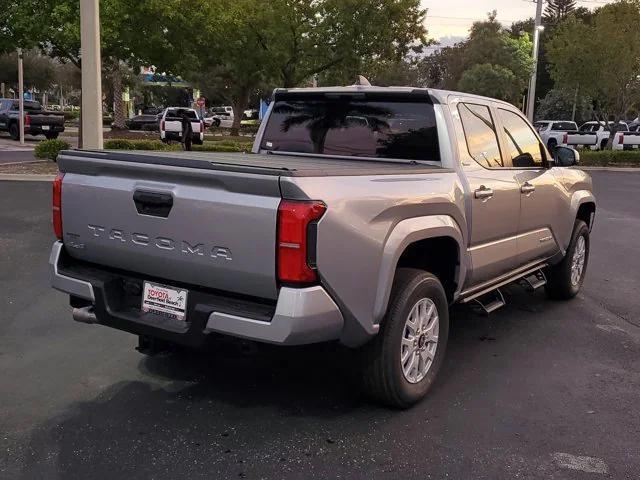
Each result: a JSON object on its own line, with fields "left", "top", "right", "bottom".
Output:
{"left": 80, "top": 0, "right": 103, "bottom": 149}
{"left": 526, "top": 0, "right": 544, "bottom": 122}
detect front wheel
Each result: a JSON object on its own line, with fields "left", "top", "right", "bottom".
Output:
{"left": 360, "top": 268, "right": 449, "bottom": 408}
{"left": 9, "top": 123, "right": 19, "bottom": 140}
{"left": 545, "top": 220, "right": 590, "bottom": 299}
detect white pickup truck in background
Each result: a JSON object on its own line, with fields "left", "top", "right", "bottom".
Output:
{"left": 577, "top": 121, "right": 629, "bottom": 151}
{"left": 534, "top": 120, "right": 578, "bottom": 151}
{"left": 613, "top": 123, "right": 640, "bottom": 150}
{"left": 159, "top": 108, "right": 204, "bottom": 144}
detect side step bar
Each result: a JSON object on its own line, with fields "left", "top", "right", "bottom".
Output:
{"left": 473, "top": 289, "right": 506, "bottom": 315}
{"left": 459, "top": 265, "right": 548, "bottom": 314}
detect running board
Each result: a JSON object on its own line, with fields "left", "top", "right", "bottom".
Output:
{"left": 472, "top": 289, "right": 506, "bottom": 315}
{"left": 520, "top": 269, "right": 547, "bottom": 291}
{"left": 460, "top": 263, "right": 548, "bottom": 303}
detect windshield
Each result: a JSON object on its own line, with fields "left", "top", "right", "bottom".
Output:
{"left": 261, "top": 97, "right": 440, "bottom": 162}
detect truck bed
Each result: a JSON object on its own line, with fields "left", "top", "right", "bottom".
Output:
{"left": 59, "top": 150, "right": 444, "bottom": 177}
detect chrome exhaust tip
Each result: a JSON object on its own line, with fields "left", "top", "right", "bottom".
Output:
{"left": 72, "top": 306, "right": 97, "bottom": 324}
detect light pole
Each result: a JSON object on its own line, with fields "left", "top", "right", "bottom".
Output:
{"left": 526, "top": 0, "right": 544, "bottom": 122}
{"left": 17, "top": 48, "right": 25, "bottom": 145}
{"left": 80, "top": 0, "right": 103, "bottom": 149}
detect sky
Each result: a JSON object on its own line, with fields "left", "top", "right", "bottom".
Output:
{"left": 421, "top": 0, "right": 613, "bottom": 46}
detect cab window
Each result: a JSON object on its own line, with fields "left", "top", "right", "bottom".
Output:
{"left": 498, "top": 109, "right": 544, "bottom": 168}
{"left": 458, "top": 103, "right": 505, "bottom": 168}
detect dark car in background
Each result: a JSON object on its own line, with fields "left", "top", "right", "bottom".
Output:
{"left": 0, "top": 99, "right": 65, "bottom": 140}
{"left": 125, "top": 109, "right": 164, "bottom": 131}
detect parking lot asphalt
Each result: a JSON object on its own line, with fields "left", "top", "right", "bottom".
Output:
{"left": 1, "top": 172, "right": 639, "bottom": 479}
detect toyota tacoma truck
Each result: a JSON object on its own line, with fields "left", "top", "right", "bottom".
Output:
{"left": 50, "top": 86, "right": 595, "bottom": 408}
{"left": 0, "top": 99, "right": 65, "bottom": 140}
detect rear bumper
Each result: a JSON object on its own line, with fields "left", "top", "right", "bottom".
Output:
{"left": 29, "top": 125, "right": 65, "bottom": 135}
{"left": 50, "top": 241, "right": 343, "bottom": 346}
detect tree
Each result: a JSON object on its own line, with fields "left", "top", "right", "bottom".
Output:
{"left": 547, "top": 1, "right": 640, "bottom": 148}
{"left": 458, "top": 64, "right": 520, "bottom": 102}
{"left": 543, "top": 0, "right": 577, "bottom": 25}
{"left": 536, "top": 89, "right": 593, "bottom": 124}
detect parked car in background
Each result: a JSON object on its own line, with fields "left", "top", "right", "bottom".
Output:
{"left": 204, "top": 106, "right": 234, "bottom": 128}
{"left": 51, "top": 86, "right": 595, "bottom": 408}
{"left": 126, "top": 112, "right": 163, "bottom": 131}
{"left": 159, "top": 107, "right": 204, "bottom": 144}
{"left": 577, "top": 121, "right": 628, "bottom": 150}
{"left": 613, "top": 123, "right": 640, "bottom": 150}
{"left": 0, "top": 99, "right": 65, "bottom": 140}
{"left": 534, "top": 120, "right": 578, "bottom": 151}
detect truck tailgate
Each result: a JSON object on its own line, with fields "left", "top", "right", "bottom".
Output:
{"left": 57, "top": 151, "right": 281, "bottom": 300}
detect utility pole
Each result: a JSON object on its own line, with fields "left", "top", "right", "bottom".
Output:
{"left": 526, "top": 0, "right": 544, "bottom": 122}
{"left": 80, "top": 0, "right": 103, "bottom": 149}
{"left": 17, "top": 48, "right": 25, "bottom": 145}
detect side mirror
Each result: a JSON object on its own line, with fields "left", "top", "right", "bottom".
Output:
{"left": 553, "top": 146, "right": 580, "bottom": 167}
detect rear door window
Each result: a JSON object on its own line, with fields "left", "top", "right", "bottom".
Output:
{"left": 458, "top": 103, "right": 505, "bottom": 168}
{"left": 261, "top": 96, "right": 440, "bottom": 162}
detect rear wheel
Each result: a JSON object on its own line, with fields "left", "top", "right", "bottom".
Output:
{"left": 545, "top": 220, "right": 589, "bottom": 299}
{"left": 9, "top": 123, "right": 19, "bottom": 140}
{"left": 361, "top": 268, "right": 449, "bottom": 408}
{"left": 600, "top": 139, "right": 607, "bottom": 151}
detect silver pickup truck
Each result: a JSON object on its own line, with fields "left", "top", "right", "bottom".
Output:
{"left": 50, "top": 86, "right": 596, "bottom": 408}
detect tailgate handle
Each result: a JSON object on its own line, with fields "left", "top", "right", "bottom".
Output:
{"left": 133, "top": 190, "right": 173, "bottom": 217}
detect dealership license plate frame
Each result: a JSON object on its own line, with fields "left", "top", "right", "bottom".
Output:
{"left": 141, "top": 281, "right": 188, "bottom": 321}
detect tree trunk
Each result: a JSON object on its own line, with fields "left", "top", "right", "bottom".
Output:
{"left": 230, "top": 93, "right": 249, "bottom": 137}
{"left": 111, "top": 61, "right": 126, "bottom": 130}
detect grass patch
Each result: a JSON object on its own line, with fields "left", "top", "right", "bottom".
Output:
{"left": 580, "top": 149, "right": 640, "bottom": 167}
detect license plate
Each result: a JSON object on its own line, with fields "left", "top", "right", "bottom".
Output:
{"left": 42, "top": 125, "right": 50, "bottom": 131}
{"left": 142, "top": 281, "right": 188, "bottom": 321}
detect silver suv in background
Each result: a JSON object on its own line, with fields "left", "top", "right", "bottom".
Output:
{"left": 51, "top": 86, "right": 595, "bottom": 408}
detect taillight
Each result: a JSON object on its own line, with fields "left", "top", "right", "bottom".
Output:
{"left": 619, "top": 133, "right": 624, "bottom": 144}
{"left": 25, "top": 114, "right": 31, "bottom": 127}
{"left": 200, "top": 120, "right": 204, "bottom": 132}
{"left": 563, "top": 133, "right": 568, "bottom": 144}
{"left": 53, "top": 172, "right": 64, "bottom": 240}
{"left": 160, "top": 120, "right": 165, "bottom": 131}
{"left": 277, "top": 200, "right": 326, "bottom": 284}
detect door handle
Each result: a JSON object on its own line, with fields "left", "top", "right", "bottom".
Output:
{"left": 474, "top": 186, "right": 494, "bottom": 200}
{"left": 133, "top": 190, "right": 174, "bottom": 217}
{"left": 521, "top": 182, "right": 536, "bottom": 194}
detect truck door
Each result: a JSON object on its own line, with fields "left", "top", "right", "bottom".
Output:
{"left": 494, "top": 107, "right": 562, "bottom": 266}
{"left": 451, "top": 98, "right": 522, "bottom": 287}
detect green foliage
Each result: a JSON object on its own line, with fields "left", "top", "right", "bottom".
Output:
{"left": 580, "top": 150, "right": 640, "bottom": 167}
{"left": 536, "top": 89, "right": 593, "bottom": 123}
{"left": 547, "top": 1, "right": 640, "bottom": 130}
{"left": 543, "top": 0, "right": 577, "bottom": 25}
{"left": 458, "top": 64, "right": 520, "bottom": 101}
{"left": 34, "top": 139, "right": 71, "bottom": 161}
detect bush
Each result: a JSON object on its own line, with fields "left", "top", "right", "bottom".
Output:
{"left": 580, "top": 150, "right": 640, "bottom": 167}
{"left": 34, "top": 139, "right": 71, "bottom": 161}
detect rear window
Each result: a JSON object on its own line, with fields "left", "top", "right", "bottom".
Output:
{"left": 580, "top": 123, "right": 599, "bottom": 132}
{"left": 166, "top": 109, "right": 198, "bottom": 119}
{"left": 551, "top": 122, "right": 577, "bottom": 131}
{"left": 261, "top": 97, "right": 440, "bottom": 162}
{"left": 11, "top": 101, "right": 42, "bottom": 112}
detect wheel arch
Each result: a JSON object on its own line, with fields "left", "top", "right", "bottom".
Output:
{"left": 372, "top": 215, "right": 466, "bottom": 324}
{"left": 571, "top": 192, "right": 596, "bottom": 231}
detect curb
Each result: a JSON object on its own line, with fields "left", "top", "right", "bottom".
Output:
{"left": 0, "top": 174, "right": 55, "bottom": 182}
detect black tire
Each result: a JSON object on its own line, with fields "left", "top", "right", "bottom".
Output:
{"left": 45, "top": 132, "right": 59, "bottom": 140}
{"left": 213, "top": 118, "right": 221, "bottom": 128}
{"left": 600, "top": 139, "right": 607, "bottom": 151}
{"left": 361, "top": 268, "right": 449, "bottom": 408}
{"left": 9, "top": 122, "right": 19, "bottom": 140}
{"left": 545, "top": 220, "right": 590, "bottom": 300}
{"left": 547, "top": 138, "right": 558, "bottom": 152}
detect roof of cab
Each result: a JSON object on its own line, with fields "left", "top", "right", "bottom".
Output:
{"left": 273, "top": 85, "right": 520, "bottom": 109}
